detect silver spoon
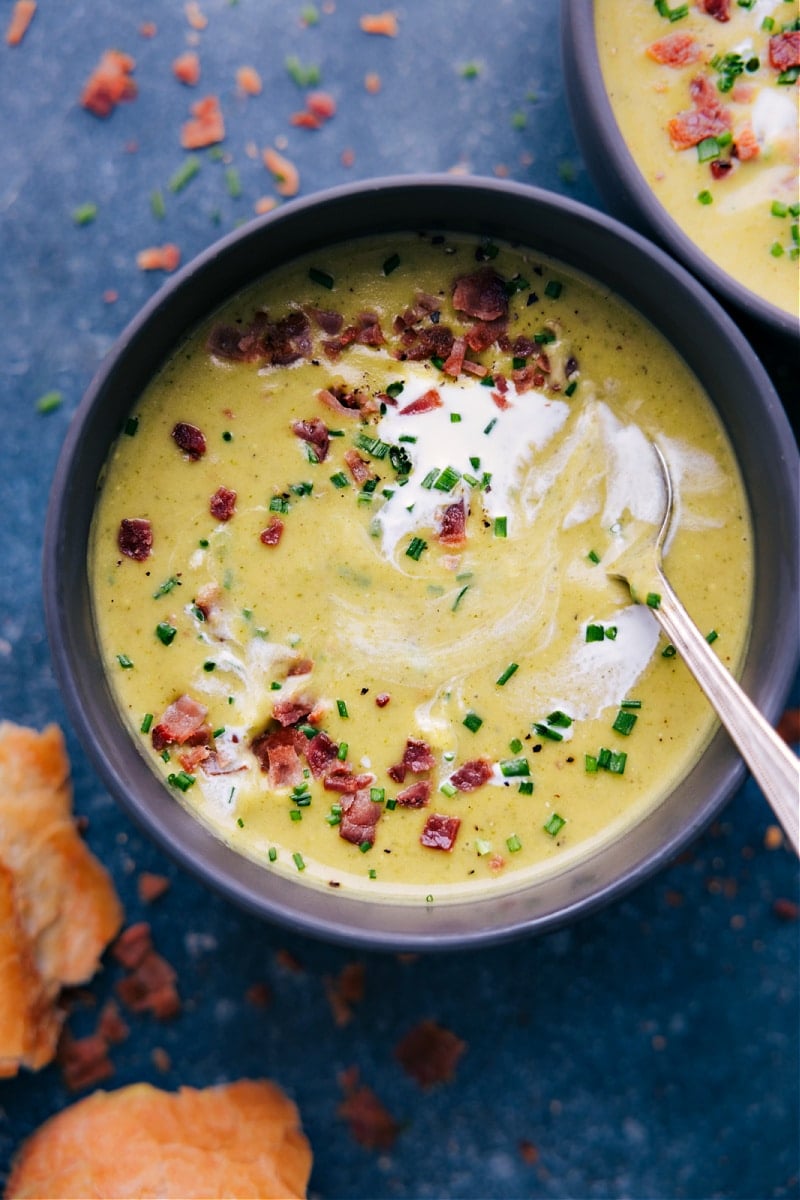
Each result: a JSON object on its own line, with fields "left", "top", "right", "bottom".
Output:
{"left": 608, "top": 443, "right": 799, "bottom": 854}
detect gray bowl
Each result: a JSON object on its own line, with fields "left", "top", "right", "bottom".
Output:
{"left": 43, "top": 176, "right": 799, "bottom": 951}
{"left": 561, "top": 0, "right": 799, "bottom": 341}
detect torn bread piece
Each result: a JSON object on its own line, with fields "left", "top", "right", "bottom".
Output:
{"left": 0, "top": 721, "right": 123, "bottom": 1077}
{"left": 5, "top": 1079, "right": 313, "bottom": 1199}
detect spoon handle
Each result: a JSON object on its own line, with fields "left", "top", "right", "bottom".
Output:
{"left": 653, "top": 578, "right": 799, "bottom": 854}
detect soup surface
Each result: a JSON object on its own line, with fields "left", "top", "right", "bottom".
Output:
{"left": 596, "top": 0, "right": 799, "bottom": 318}
{"left": 91, "top": 232, "right": 752, "bottom": 902}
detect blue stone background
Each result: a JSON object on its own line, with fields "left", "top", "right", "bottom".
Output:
{"left": 1, "top": 2, "right": 797, "bottom": 1197}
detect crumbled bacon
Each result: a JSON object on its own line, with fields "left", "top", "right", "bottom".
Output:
{"left": 698, "top": 0, "right": 730, "bottom": 19}
{"left": 136, "top": 873, "right": 170, "bottom": 905}
{"left": 263, "top": 146, "right": 299, "bottom": 197}
{"left": 339, "top": 788, "right": 381, "bottom": 846}
{"left": 452, "top": 267, "right": 508, "bottom": 322}
{"left": 259, "top": 517, "right": 284, "bottom": 546}
{"left": 769, "top": 31, "right": 800, "bottom": 71}
{"left": 151, "top": 694, "right": 211, "bottom": 752}
{"left": 210, "top": 485, "right": 236, "bottom": 521}
{"left": 136, "top": 244, "right": 181, "bottom": 273}
{"left": 181, "top": 94, "right": 225, "bottom": 149}
{"left": 5, "top": 0, "right": 36, "bottom": 47}
{"left": 420, "top": 813, "right": 461, "bottom": 851}
{"left": 393, "top": 291, "right": 440, "bottom": 331}
{"left": 118, "top": 517, "right": 152, "bottom": 561}
{"left": 172, "top": 421, "right": 206, "bottom": 460}
{"left": 646, "top": 32, "right": 702, "bottom": 66}
{"left": 777, "top": 708, "right": 800, "bottom": 746}
{"left": 96, "top": 999, "right": 129, "bottom": 1045}
{"left": 263, "top": 310, "right": 312, "bottom": 365}
{"left": 396, "top": 781, "right": 431, "bottom": 808}
{"left": 251, "top": 727, "right": 305, "bottom": 773}
{"left": 343, "top": 448, "right": 374, "bottom": 485}
{"left": 173, "top": 50, "right": 200, "bottom": 85}
{"left": 394, "top": 1019, "right": 466, "bottom": 1088}
{"left": 359, "top": 11, "right": 398, "bottom": 36}
{"left": 57, "top": 1030, "right": 114, "bottom": 1092}
{"left": 306, "top": 730, "right": 340, "bottom": 777}
{"left": 387, "top": 737, "right": 436, "bottom": 783}
{"left": 710, "top": 159, "right": 734, "bottom": 180}
{"left": 317, "top": 385, "right": 377, "bottom": 417}
{"left": 337, "top": 1067, "right": 401, "bottom": 1150}
{"left": 399, "top": 325, "right": 455, "bottom": 362}
{"left": 464, "top": 316, "right": 508, "bottom": 353}
{"left": 81, "top": 50, "right": 137, "bottom": 117}
{"left": 111, "top": 922, "right": 152, "bottom": 970}
{"left": 325, "top": 962, "right": 365, "bottom": 1027}
{"left": 399, "top": 388, "right": 442, "bottom": 415}
{"left": 733, "top": 126, "right": 760, "bottom": 161}
{"left": 450, "top": 757, "right": 493, "bottom": 791}
{"left": 112, "top": 924, "right": 181, "bottom": 1020}
{"left": 667, "top": 75, "right": 731, "bottom": 150}
{"left": 178, "top": 744, "right": 210, "bottom": 773}
{"left": 236, "top": 65, "right": 262, "bottom": 95}
{"left": 264, "top": 737, "right": 304, "bottom": 789}
{"left": 375, "top": 693, "right": 391, "bottom": 708}
{"left": 443, "top": 335, "right": 466, "bottom": 377}
{"left": 271, "top": 696, "right": 315, "bottom": 727}
{"left": 292, "top": 417, "right": 330, "bottom": 463}
{"left": 323, "top": 767, "right": 375, "bottom": 794}
{"left": 306, "top": 306, "right": 344, "bottom": 335}
{"left": 437, "top": 499, "right": 467, "bottom": 546}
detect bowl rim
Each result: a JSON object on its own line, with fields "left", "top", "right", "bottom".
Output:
{"left": 43, "top": 173, "right": 800, "bottom": 951}
{"left": 560, "top": 0, "right": 799, "bottom": 341}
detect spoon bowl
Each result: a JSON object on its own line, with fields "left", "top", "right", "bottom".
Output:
{"left": 609, "top": 445, "right": 799, "bottom": 854}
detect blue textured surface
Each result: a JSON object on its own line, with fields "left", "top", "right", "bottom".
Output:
{"left": 1, "top": 3, "right": 798, "bottom": 1197}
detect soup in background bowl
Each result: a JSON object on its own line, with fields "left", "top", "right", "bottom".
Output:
{"left": 43, "top": 177, "right": 799, "bottom": 950}
{"left": 561, "top": 0, "right": 799, "bottom": 339}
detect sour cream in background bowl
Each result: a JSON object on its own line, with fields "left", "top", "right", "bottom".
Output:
{"left": 42, "top": 176, "right": 799, "bottom": 950}
{"left": 561, "top": 0, "right": 800, "bottom": 339}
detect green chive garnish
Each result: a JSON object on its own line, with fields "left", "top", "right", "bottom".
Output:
{"left": 612, "top": 710, "right": 638, "bottom": 736}
{"left": 506, "top": 834, "right": 522, "bottom": 853}
{"left": 494, "top": 516, "right": 508, "bottom": 538}
{"left": 308, "top": 266, "right": 334, "bottom": 289}
{"left": 156, "top": 622, "right": 177, "bottom": 645}
{"left": 500, "top": 756, "right": 530, "bottom": 777}
{"left": 35, "top": 391, "right": 63, "bottom": 414}
{"left": 336, "top": 699, "right": 349, "bottom": 719}
{"left": 72, "top": 202, "right": 98, "bottom": 226}
{"left": 382, "top": 252, "right": 400, "bottom": 275}
{"left": 496, "top": 662, "right": 519, "bottom": 686}
{"left": 140, "top": 713, "right": 153, "bottom": 733}
{"left": 168, "top": 156, "right": 201, "bottom": 193}
{"left": 463, "top": 711, "right": 483, "bottom": 733}
{"left": 543, "top": 813, "right": 566, "bottom": 837}
{"left": 406, "top": 536, "right": 427, "bottom": 561}
{"left": 117, "top": 654, "right": 133, "bottom": 669}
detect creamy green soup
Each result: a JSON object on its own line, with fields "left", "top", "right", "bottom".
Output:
{"left": 90, "top": 233, "right": 752, "bottom": 902}
{"left": 596, "top": 0, "right": 799, "bottom": 319}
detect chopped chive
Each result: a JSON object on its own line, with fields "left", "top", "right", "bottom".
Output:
{"left": 370, "top": 787, "right": 385, "bottom": 803}
{"left": 534, "top": 329, "right": 556, "bottom": 344}
{"left": 587, "top": 549, "right": 601, "bottom": 564}
{"left": 203, "top": 660, "right": 216, "bottom": 672}
{"left": 597, "top": 747, "right": 612, "bottom": 770}
{"left": 285, "top": 55, "right": 321, "bottom": 86}
{"left": 500, "top": 756, "right": 530, "bottom": 777}
{"left": 605, "top": 626, "right": 618, "bottom": 641}
{"left": 269, "top": 495, "right": 290, "bottom": 513}
{"left": 36, "top": 390, "right": 63, "bottom": 414}
{"left": 585, "top": 623, "right": 605, "bottom": 643}
{"left": 140, "top": 713, "right": 153, "bottom": 733}
{"left": 564, "top": 380, "right": 578, "bottom": 398}
{"left": 483, "top": 417, "right": 498, "bottom": 434}
{"left": 292, "top": 851, "right": 306, "bottom": 871}
{"left": 761, "top": 16, "right": 775, "bottom": 31}
{"left": 463, "top": 711, "right": 483, "bottom": 733}
{"left": 359, "top": 842, "right": 371, "bottom": 855}
{"left": 706, "top": 629, "right": 719, "bottom": 644}
{"left": 382, "top": 252, "right": 400, "bottom": 275}
{"left": 72, "top": 202, "right": 98, "bottom": 226}
{"left": 697, "top": 190, "right": 713, "bottom": 206}
{"left": 621, "top": 699, "right": 642, "bottom": 709}
{"left": 386, "top": 380, "right": 404, "bottom": 398}
{"left": 533, "top": 722, "right": 563, "bottom": 742}
{"left": 168, "top": 156, "right": 201, "bottom": 193}
{"left": 469, "top": 456, "right": 481, "bottom": 470}
{"left": 450, "top": 412, "right": 462, "bottom": 424}
{"left": 544, "top": 280, "right": 563, "bottom": 299}
{"left": 308, "top": 266, "right": 334, "bottom": 289}
{"left": 460, "top": 61, "right": 481, "bottom": 79}
{"left": 547, "top": 710, "right": 573, "bottom": 728}
{"left": 770, "top": 241, "right": 784, "bottom": 258}
{"left": 697, "top": 136, "right": 720, "bottom": 164}
{"left": 155, "top": 622, "right": 177, "bottom": 646}
{"left": 612, "top": 710, "right": 638, "bottom": 736}
{"left": 662, "top": 643, "right": 677, "bottom": 659}
{"left": 385, "top": 798, "right": 397, "bottom": 811}
{"left": 496, "top": 662, "right": 519, "bottom": 686}
{"left": 152, "top": 575, "right": 180, "bottom": 598}
{"left": 168, "top": 771, "right": 195, "bottom": 792}
{"left": 336, "top": 699, "right": 349, "bottom": 719}
{"left": 646, "top": 592, "right": 661, "bottom": 609}
{"left": 452, "top": 584, "right": 470, "bottom": 611}
{"left": 225, "top": 167, "right": 242, "bottom": 198}
{"left": 151, "top": 189, "right": 166, "bottom": 219}
{"left": 475, "top": 837, "right": 492, "bottom": 855}
{"left": 777, "top": 66, "right": 800, "bottom": 85}
{"left": 406, "top": 536, "right": 428, "bottom": 561}
{"left": 607, "top": 750, "right": 627, "bottom": 775}
{"left": 494, "top": 516, "right": 508, "bottom": 538}
{"left": 543, "top": 813, "right": 566, "bottom": 837}
{"left": 506, "top": 833, "right": 523, "bottom": 853}
{"left": 518, "top": 779, "right": 534, "bottom": 795}
{"left": 585, "top": 753, "right": 598, "bottom": 774}
{"left": 433, "top": 465, "right": 462, "bottom": 492}
{"left": 330, "top": 471, "right": 349, "bottom": 488}
{"left": 337, "top": 742, "right": 348, "bottom": 760}
{"left": 440, "top": 781, "right": 458, "bottom": 797}
{"left": 124, "top": 416, "right": 139, "bottom": 436}
{"left": 268, "top": 846, "right": 278, "bottom": 861}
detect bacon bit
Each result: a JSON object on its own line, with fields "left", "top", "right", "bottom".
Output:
{"left": 236, "top": 65, "right": 262, "bottom": 95}
{"left": 364, "top": 72, "right": 381, "bottom": 93}
{"left": 777, "top": 708, "right": 800, "bottom": 745}
{"left": 341, "top": 147, "right": 356, "bottom": 167}
{"left": 259, "top": 516, "right": 285, "bottom": 546}
{"left": 255, "top": 196, "right": 279, "bottom": 215}
{"left": 184, "top": 1, "right": 207, "bottom": 30}
{"left": 97, "top": 1000, "right": 129, "bottom": 1046}
{"left": 306, "top": 731, "right": 340, "bottom": 778}
{"left": 343, "top": 448, "right": 374, "bottom": 486}
{"left": 245, "top": 981, "right": 272, "bottom": 1007}
{"left": 209, "top": 485, "right": 236, "bottom": 522}
{"left": 151, "top": 1046, "right": 172, "bottom": 1073}
{"left": 698, "top": 0, "right": 730, "bottom": 19}
{"left": 387, "top": 737, "right": 436, "bottom": 783}
{"left": 290, "top": 110, "right": 322, "bottom": 129}
{"left": 263, "top": 146, "right": 300, "bottom": 196}
{"left": 308, "top": 90, "right": 337, "bottom": 119}
{"left": 173, "top": 51, "right": 200, "bottom": 86}
{"left": 112, "top": 922, "right": 152, "bottom": 971}
{"left": 734, "top": 126, "right": 760, "bottom": 161}
{"left": 395, "top": 1019, "right": 466, "bottom": 1088}
{"left": 81, "top": 50, "right": 137, "bottom": 118}
{"left": 151, "top": 694, "right": 210, "bottom": 753}
{"left": 360, "top": 10, "right": 398, "bottom": 36}
{"left": 438, "top": 499, "right": 467, "bottom": 547}
{"left": 139, "top": 21, "right": 157, "bottom": 37}
{"left": 292, "top": 417, "right": 330, "bottom": 462}
{"left": 324, "top": 962, "right": 365, "bottom": 1027}
{"left": 265, "top": 739, "right": 304, "bottom": 790}
{"left": 420, "top": 813, "right": 461, "bottom": 851}
{"left": 113, "top": 925, "right": 181, "bottom": 1021}
{"left": 710, "top": 158, "right": 733, "bottom": 180}
{"left": 769, "top": 31, "right": 800, "bottom": 71}
{"left": 453, "top": 267, "right": 508, "bottom": 321}
{"left": 443, "top": 335, "right": 466, "bottom": 377}
{"left": 181, "top": 94, "right": 224, "bottom": 149}
{"left": 645, "top": 32, "right": 701, "bottom": 67}
{"left": 57, "top": 1030, "right": 114, "bottom": 1093}
{"left": 275, "top": 947, "right": 304, "bottom": 973}
{"left": 399, "top": 388, "right": 442, "bottom": 415}
{"left": 773, "top": 898, "right": 799, "bottom": 922}
{"left": 339, "top": 788, "right": 382, "bottom": 846}
{"left": 323, "top": 767, "right": 375, "bottom": 795}
{"left": 519, "top": 1140, "right": 539, "bottom": 1166}
{"left": 667, "top": 75, "right": 731, "bottom": 150}
{"left": 136, "top": 872, "right": 170, "bottom": 905}
{"left": 102, "top": 289, "right": 119, "bottom": 304}
{"left": 5, "top": 0, "right": 36, "bottom": 46}
{"left": 731, "top": 81, "right": 755, "bottom": 104}
{"left": 396, "top": 781, "right": 431, "bottom": 808}
{"left": 118, "top": 517, "right": 152, "bottom": 561}
{"left": 136, "top": 243, "right": 181, "bottom": 272}
{"left": 450, "top": 757, "right": 493, "bottom": 792}
{"left": 375, "top": 693, "right": 391, "bottom": 707}
{"left": 172, "top": 420, "right": 206, "bottom": 459}
{"left": 764, "top": 824, "right": 785, "bottom": 851}
{"left": 338, "top": 1067, "right": 401, "bottom": 1150}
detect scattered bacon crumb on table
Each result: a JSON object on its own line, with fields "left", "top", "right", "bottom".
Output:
{"left": 236, "top": 65, "right": 262, "bottom": 95}
{"left": 337, "top": 1066, "right": 401, "bottom": 1150}
{"left": 136, "top": 244, "right": 181, "bottom": 272}
{"left": 173, "top": 51, "right": 200, "bottom": 86}
{"left": 359, "top": 11, "right": 398, "bottom": 36}
{"left": 394, "top": 1019, "right": 466, "bottom": 1087}
{"left": 181, "top": 94, "right": 225, "bottom": 148}
{"left": 263, "top": 146, "right": 300, "bottom": 196}
{"left": 80, "top": 50, "right": 138, "bottom": 118}
{"left": 4, "top": 0, "right": 36, "bottom": 46}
